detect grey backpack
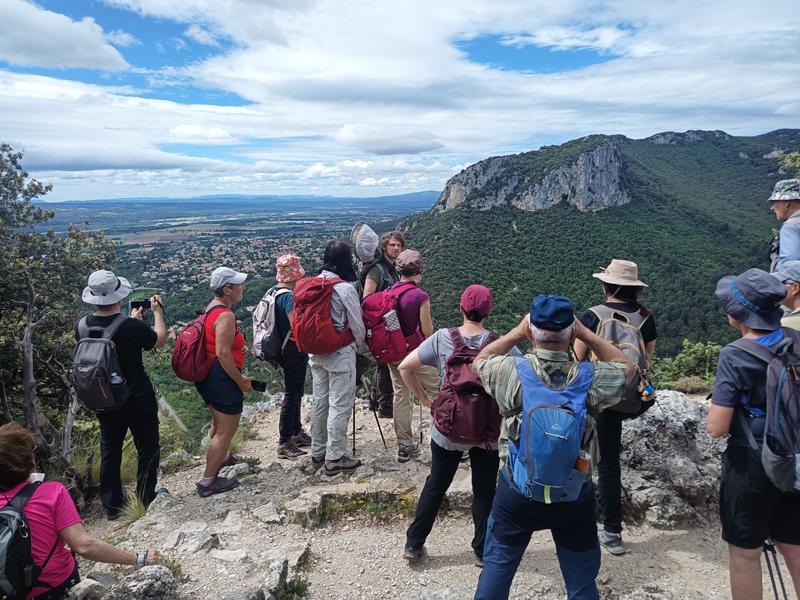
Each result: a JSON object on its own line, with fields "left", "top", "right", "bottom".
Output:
{"left": 734, "top": 330, "right": 800, "bottom": 494}
{"left": 72, "top": 314, "right": 130, "bottom": 412}
{"left": 588, "top": 304, "right": 654, "bottom": 416}
{"left": 252, "top": 287, "right": 291, "bottom": 363}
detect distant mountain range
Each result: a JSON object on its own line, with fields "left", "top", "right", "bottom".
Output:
{"left": 405, "top": 129, "right": 800, "bottom": 355}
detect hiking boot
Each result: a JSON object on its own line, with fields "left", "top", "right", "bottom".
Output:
{"left": 311, "top": 454, "right": 325, "bottom": 466}
{"left": 278, "top": 441, "right": 307, "bottom": 460}
{"left": 290, "top": 430, "right": 312, "bottom": 447}
{"left": 196, "top": 476, "right": 240, "bottom": 498}
{"left": 221, "top": 452, "right": 242, "bottom": 467}
{"left": 377, "top": 407, "right": 393, "bottom": 419}
{"left": 324, "top": 456, "right": 362, "bottom": 476}
{"left": 598, "top": 529, "right": 626, "bottom": 556}
{"left": 397, "top": 443, "right": 420, "bottom": 463}
{"left": 474, "top": 553, "right": 484, "bottom": 568}
{"left": 402, "top": 544, "right": 426, "bottom": 563}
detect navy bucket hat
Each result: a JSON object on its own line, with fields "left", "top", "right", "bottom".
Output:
{"left": 715, "top": 268, "right": 786, "bottom": 331}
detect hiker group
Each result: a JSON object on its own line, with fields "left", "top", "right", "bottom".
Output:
{"left": 1, "top": 180, "right": 800, "bottom": 600}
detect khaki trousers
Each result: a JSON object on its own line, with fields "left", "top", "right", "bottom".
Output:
{"left": 388, "top": 362, "right": 440, "bottom": 446}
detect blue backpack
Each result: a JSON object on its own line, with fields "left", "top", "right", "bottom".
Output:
{"left": 508, "top": 357, "right": 594, "bottom": 504}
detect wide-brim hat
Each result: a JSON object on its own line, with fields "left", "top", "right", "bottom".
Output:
{"left": 715, "top": 268, "right": 785, "bottom": 330}
{"left": 81, "top": 270, "right": 132, "bottom": 305}
{"left": 768, "top": 179, "right": 800, "bottom": 202}
{"left": 592, "top": 259, "right": 648, "bottom": 287}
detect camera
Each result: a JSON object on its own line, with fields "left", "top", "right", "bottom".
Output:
{"left": 130, "top": 299, "right": 151, "bottom": 310}
{"left": 252, "top": 380, "right": 267, "bottom": 392}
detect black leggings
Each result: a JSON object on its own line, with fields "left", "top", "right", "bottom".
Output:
{"left": 596, "top": 410, "right": 625, "bottom": 534}
{"left": 406, "top": 440, "right": 499, "bottom": 558}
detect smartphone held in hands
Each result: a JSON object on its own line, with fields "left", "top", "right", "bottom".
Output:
{"left": 251, "top": 380, "right": 267, "bottom": 392}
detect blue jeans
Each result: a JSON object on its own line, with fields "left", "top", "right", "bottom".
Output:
{"left": 475, "top": 471, "right": 601, "bottom": 600}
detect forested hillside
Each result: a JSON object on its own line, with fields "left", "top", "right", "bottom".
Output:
{"left": 405, "top": 130, "right": 800, "bottom": 355}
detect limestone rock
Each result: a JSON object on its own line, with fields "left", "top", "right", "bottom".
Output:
{"left": 262, "top": 540, "right": 310, "bottom": 575}
{"left": 619, "top": 391, "right": 724, "bottom": 528}
{"left": 105, "top": 565, "right": 178, "bottom": 600}
{"left": 434, "top": 140, "right": 629, "bottom": 213}
{"left": 223, "top": 590, "right": 266, "bottom": 600}
{"left": 67, "top": 579, "right": 107, "bottom": 600}
{"left": 210, "top": 548, "right": 250, "bottom": 563}
{"left": 219, "top": 462, "right": 252, "bottom": 479}
{"left": 443, "top": 468, "right": 472, "bottom": 511}
{"left": 261, "top": 558, "right": 289, "bottom": 596}
{"left": 220, "top": 509, "right": 245, "bottom": 533}
{"left": 252, "top": 502, "right": 281, "bottom": 524}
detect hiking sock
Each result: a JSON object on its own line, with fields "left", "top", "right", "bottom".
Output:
{"left": 198, "top": 476, "right": 215, "bottom": 486}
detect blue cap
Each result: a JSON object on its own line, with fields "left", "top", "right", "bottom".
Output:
{"left": 530, "top": 294, "right": 575, "bottom": 332}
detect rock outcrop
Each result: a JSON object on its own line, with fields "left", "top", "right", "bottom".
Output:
{"left": 433, "top": 140, "right": 629, "bottom": 213}
{"left": 619, "top": 391, "right": 724, "bottom": 528}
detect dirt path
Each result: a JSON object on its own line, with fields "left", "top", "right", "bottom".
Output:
{"left": 80, "top": 396, "right": 794, "bottom": 599}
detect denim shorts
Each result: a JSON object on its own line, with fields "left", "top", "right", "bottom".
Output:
{"left": 195, "top": 361, "right": 244, "bottom": 415}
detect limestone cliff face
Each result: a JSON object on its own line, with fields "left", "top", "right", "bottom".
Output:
{"left": 433, "top": 140, "right": 630, "bottom": 213}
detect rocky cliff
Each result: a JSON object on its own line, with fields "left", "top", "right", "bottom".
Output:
{"left": 434, "top": 138, "right": 630, "bottom": 213}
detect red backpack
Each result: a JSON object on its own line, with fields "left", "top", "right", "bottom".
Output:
{"left": 292, "top": 276, "right": 355, "bottom": 354}
{"left": 432, "top": 329, "right": 501, "bottom": 446}
{"left": 172, "top": 305, "right": 229, "bottom": 382}
{"left": 362, "top": 282, "right": 425, "bottom": 365}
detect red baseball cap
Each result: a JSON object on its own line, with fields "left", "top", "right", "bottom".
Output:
{"left": 460, "top": 284, "right": 493, "bottom": 318}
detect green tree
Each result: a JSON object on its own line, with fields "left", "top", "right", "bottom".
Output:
{"left": 0, "top": 144, "right": 114, "bottom": 505}
{"left": 781, "top": 152, "right": 800, "bottom": 177}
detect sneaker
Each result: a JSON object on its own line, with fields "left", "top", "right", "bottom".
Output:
{"left": 397, "top": 443, "right": 420, "bottom": 463}
{"left": 311, "top": 454, "right": 325, "bottom": 466}
{"left": 402, "top": 544, "right": 426, "bottom": 562}
{"left": 324, "top": 456, "right": 362, "bottom": 476}
{"left": 290, "top": 430, "right": 312, "bottom": 447}
{"left": 474, "top": 554, "right": 484, "bottom": 568}
{"left": 196, "top": 476, "right": 240, "bottom": 498}
{"left": 278, "top": 441, "right": 307, "bottom": 460}
{"left": 598, "top": 529, "right": 626, "bottom": 556}
{"left": 221, "top": 452, "right": 242, "bottom": 467}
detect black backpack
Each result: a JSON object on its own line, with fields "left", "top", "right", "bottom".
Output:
{"left": 72, "top": 314, "right": 130, "bottom": 412}
{"left": 733, "top": 328, "right": 800, "bottom": 494}
{"left": 0, "top": 483, "right": 58, "bottom": 599}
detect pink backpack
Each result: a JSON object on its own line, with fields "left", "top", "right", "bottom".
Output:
{"left": 362, "top": 282, "right": 424, "bottom": 364}
{"left": 432, "top": 329, "right": 501, "bottom": 446}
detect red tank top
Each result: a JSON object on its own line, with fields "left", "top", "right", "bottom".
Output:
{"left": 204, "top": 306, "right": 245, "bottom": 370}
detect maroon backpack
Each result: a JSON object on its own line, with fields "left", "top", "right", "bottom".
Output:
{"left": 432, "top": 329, "right": 501, "bottom": 446}
{"left": 172, "top": 305, "right": 229, "bottom": 382}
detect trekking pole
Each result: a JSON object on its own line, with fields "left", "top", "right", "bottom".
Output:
{"left": 419, "top": 397, "right": 423, "bottom": 445}
{"left": 763, "top": 538, "right": 789, "bottom": 600}
{"left": 360, "top": 373, "right": 388, "bottom": 451}
{"left": 352, "top": 403, "right": 356, "bottom": 456}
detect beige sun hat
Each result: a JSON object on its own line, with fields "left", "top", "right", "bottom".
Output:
{"left": 592, "top": 259, "right": 648, "bottom": 287}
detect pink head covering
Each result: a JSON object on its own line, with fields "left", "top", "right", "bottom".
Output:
{"left": 275, "top": 254, "right": 305, "bottom": 283}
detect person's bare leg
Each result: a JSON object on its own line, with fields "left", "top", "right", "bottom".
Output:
{"left": 776, "top": 541, "right": 800, "bottom": 596}
{"left": 729, "top": 544, "right": 763, "bottom": 600}
{"left": 203, "top": 409, "right": 241, "bottom": 478}
{"left": 208, "top": 409, "right": 217, "bottom": 439}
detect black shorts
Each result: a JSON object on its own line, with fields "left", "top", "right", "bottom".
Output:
{"left": 195, "top": 361, "right": 243, "bottom": 416}
{"left": 720, "top": 446, "right": 800, "bottom": 549}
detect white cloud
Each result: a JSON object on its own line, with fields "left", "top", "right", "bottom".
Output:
{"left": 184, "top": 24, "right": 219, "bottom": 47}
{"left": 1, "top": 0, "right": 798, "bottom": 199}
{"left": 105, "top": 29, "right": 141, "bottom": 48}
{"left": 0, "top": 0, "right": 128, "bottom": 69}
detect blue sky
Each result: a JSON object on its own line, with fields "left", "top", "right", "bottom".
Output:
{"left": 0, "top": 0, "right": 797, "bottom": 200}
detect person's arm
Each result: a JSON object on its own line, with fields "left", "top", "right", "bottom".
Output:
{"left": 419, "top": 300, "right": 433, "bottom": 338}
{"left": 149, "top": 295, "right": 167, "bottom": 348}
{"left": 362, "top": 277, "right": 378, "bottom": 298}
{"left": 398, "top": 349, "right": 433, "bottom": 408}
{"left": 60, "top": 523, "right": 160, "bottom": 565}
{"left": 474, "top": 315, "right": 530, "bottom": 372}
{"left": 573, "top": 338, "right": 589, "bottom": 360}
{"left": 340, "top": 285, "right": 367, "bottom": 352}
{"left": 707, "top": 404, "right": 734, "bottom": 438}
{"left": 644, "top": 340, "right": 656, "bottom": 368}
{"left": 214, "top": 312, "right": 253, "bottom": 392}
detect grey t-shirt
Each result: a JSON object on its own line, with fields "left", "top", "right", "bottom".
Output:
{"left": 417, "top": 328, "right": 521, "bottom": 451}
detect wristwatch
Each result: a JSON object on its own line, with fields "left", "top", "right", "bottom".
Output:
{"left": 136, "top": 551, "right": 147, "bottom": 566}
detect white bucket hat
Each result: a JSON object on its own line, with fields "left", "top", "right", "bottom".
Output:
{"left": 81, "top": 270, "right": 132, "bottom": 305}
{"left": 592, "top": 259, "right": 648, "bottom": 288}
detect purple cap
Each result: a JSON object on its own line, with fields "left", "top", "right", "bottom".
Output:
{"left": 460, "top": 284, "right": 493, "bottom": 318}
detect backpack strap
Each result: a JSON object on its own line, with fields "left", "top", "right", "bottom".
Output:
{"left": 448, "top": 328, "right": 466, "bottom": 351}
{"left": 731, "top": 337, "right": 779, "bottom": 364}
{"left": 100, "top": 313, "right": 129, "bottom": 341}
{"left": 737, "top": 409, "right": 760, "bottom": 451}
{"left": 8, "top": 482, "right": 40, "bottom": 512}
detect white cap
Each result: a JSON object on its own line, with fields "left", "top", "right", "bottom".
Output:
{"left": 210, "top": 266, "right": 247, "bottom": 290}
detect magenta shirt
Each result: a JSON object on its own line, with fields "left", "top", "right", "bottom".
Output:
{"left": 0, "top": 480, "right": 81, "bottom": 597}
{"left": 392, "top": 281, "right": 429, "bottom": 337}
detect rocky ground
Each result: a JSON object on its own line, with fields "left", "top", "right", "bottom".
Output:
{"left": 73, "top": 391, "right": 794, "bottom": 599}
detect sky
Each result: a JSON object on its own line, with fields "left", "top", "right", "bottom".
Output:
{"left": 0, "top": 1, "right": 798, "bottom": 200}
